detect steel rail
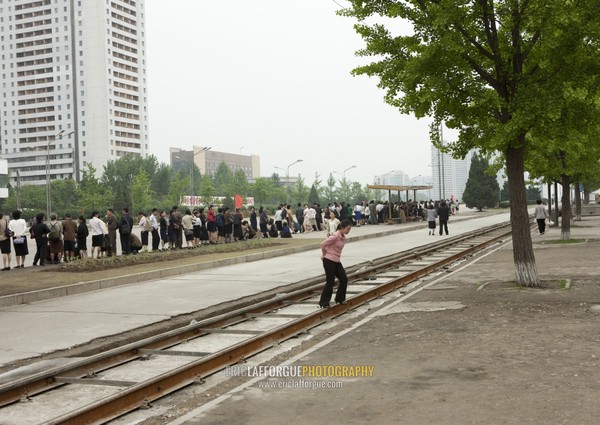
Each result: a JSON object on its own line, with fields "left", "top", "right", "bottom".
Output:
{"left": 42, "top": 223, "right": 514, "bottom": 424}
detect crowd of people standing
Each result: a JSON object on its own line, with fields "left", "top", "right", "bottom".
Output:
{"left": 0, "top": 198, "right": 460, "bottom": 270}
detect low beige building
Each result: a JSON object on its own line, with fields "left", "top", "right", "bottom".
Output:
{"left": 170, "top": 146, "right": 260, "bottom": 179}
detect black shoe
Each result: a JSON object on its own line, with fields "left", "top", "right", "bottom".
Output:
{"left": 319, "top": 304, "right": 331, "bottom": 309}
{"left": 335, "top": 301, "right": 347, "bottom": 305}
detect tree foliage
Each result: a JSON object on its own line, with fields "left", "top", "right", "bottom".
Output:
{"left": 342, "top": 0, "right": 600, "bottom": 286}
{"left": 462, "top": 154, "right": 499, "bottom": 211}
{"left": 78, "top": 163, "right": 113, "bottom": 214}
{"left": 131, "top": 168, "right": 154, "bottom": 213}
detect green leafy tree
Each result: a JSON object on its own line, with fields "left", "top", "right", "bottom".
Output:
{"left": 152, "top": 163, "right": 172, "bottom": 197}
{"left": 50, "top": 178, "right": 79, "bottom": 216}
{"left": 308, "top": 184, "right": 320, "bottom": 205}
{"left": 229, "top": 170, "right": 249, "bottom": 198}
{"left": 322, "top": 173, "right": 337, "bottom": 204}
{"left": 462, "top": 154, "right": 500, "bottom": 211}
{"left": 525, "top": 185, "right": 541, "bottom": 202}
{"left": 362, "top": 186, "right": 377, "bottom": 204}
{"left": 342, "top": 0, "right": 600, "bottom": 286}
{"left": 336, "top": 178, "right": 352, "bottom": 203}
{"left": 103, "top": 156, "right": 138, "bottom": 209}
{"left": 271, "top": 173, "right": 283, "bottom": 188}
{"left": 349, "top": 182, "right": 366, "bottom": 205}
{"left": 4, "top": 184, "right": 45, "bottom": 215}
{"left": 165, "top": 175, "right": 187, "bottom": 208}
{"left": 290, "top": 174, "right": 309, "bottom": 205}
{"left": 199, "top": 175, "right": 217, "bottom": 206}
{"left": 78, "top": 163, "right": 113, "bottom": 214}
{"left": 500, "top": 180, "right": 510, "bottom": 202}
{"left": 250, "top": 177, "right": 273, "bottom": 206}
{"left": 131, "top": 168, "right": 154, "bottom": 213}
{"left": 213, "top": 162, "right": 234, "bottom": 197}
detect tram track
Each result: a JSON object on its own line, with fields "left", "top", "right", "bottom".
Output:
{"left": 0, "top": 220, "right": 516, "bottom": 424}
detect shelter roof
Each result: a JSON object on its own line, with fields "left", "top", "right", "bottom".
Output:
{"left": 367, "top": 184, "right": 433, "bottom": 191}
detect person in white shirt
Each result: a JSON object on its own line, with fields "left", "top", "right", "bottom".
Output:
{"left": 8, "top": 210, "right": 28, "bottom": 268}
{"left": 326, "top": 211, "right": 340, "bottom": 236}
{"left": 304, "top": 205, "right": 317, "bottom": 232}
{"left": 354, "top": 202, "right": 364, "bottom": 227}
{"left": 150, "top": 209, "right": 160, "bottom": 251}
{"left": 534, "top": 199, "right": 549, "bottom": 235}
{"left": 89, "top": 211, "right": 107, "bottom": 259}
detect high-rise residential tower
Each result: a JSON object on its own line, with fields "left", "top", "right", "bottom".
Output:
{"left": 431, "top": 145, "right": 473, "bottom": 201}
{"left": 0, "top": 0, "right": 148, "bottom": 186}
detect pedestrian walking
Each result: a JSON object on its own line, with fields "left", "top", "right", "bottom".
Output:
{"left": 534, "top": 199, "right": 550, "bottom": 235}
{"left": 438, "top": 200, "right": 450, "bottom": 236}
{"left": 318, "top": 219, "right": 352, "bottom": 309}
{"left": 426, "top": 203, "right": 437, "bottom": 236}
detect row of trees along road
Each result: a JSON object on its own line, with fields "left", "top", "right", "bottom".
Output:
{"left": 1, "top": 155, "right": 395, "bottom": 219}
{"left": 342, "top": 0, "right": 600, "bottom": 286}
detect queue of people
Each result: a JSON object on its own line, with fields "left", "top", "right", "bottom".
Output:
{"left": 0, "top": 198, "right": 461, "bottom": 270}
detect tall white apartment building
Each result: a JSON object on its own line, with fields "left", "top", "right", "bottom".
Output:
{"left": 431, "top": 146, "right": 473, "bottom": 201}
{"left": 0, "top": 0, "right": 148, "bottom": 186}
{"left": 373, "top": 170, "right": 410, "bottom": 187}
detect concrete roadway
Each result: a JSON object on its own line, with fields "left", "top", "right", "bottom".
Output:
{"left": 0, "top": 211, "right": 511, "bottom": 368}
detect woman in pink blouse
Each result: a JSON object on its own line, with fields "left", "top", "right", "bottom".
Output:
{"left": 318, "top": 219, "right": 352, "bottom": 308}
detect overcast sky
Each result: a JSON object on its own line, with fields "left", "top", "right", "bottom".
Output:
{"left": 145, "top": 0, "right": 437, "bottom": 186}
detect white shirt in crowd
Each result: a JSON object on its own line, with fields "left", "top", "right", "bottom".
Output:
{"left": 8, "top": 218, "right": 27, "bottom": 237}
{"left": 89, "top": 216, "right": 107, "bottom": 236}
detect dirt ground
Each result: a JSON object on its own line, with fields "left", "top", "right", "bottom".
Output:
{"left": 177, "top": 226, "right": 600, "bottom": 425}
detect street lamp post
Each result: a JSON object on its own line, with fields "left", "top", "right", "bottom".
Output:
{"left": 334, "top": 165, "right": 358, "bottom": 181}
{"left": 16, "top": 169, "right": 21, "bottom": 210}
{"left": 342, "top": 165, "right": 357, "bottom": 180}
{"left": 376, "top": 170, "right": 398, "bottom": 201}
{"left": 47, "top": 129, "right": 74, "bottom": 219}
{"left": 286, "top": 159, "right": 303, "bottom": 204}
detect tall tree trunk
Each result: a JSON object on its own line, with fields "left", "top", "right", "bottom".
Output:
{"left": 554, "top": 181, "right": 560, "bottom": 226}
{"left": 574, "top": 181, "right": 582, "bottom": 221}
{"left": 583, "top": 186, "right": 590, "bottom": 205}
{"left": 506, "top": 145, "right": 540, "bottom": 287}
{"left": 560, "top": 175, "right": 572, "bottom": 239}
{"left": 547, "top": 183, "right": 552, "bottom": 218}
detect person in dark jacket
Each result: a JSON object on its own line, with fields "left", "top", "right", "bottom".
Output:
{"left": 280, "top": 222, "right": 292, "bottom": 238}
{"left": 438, "top": 201, "right": 450, "bottom": 236}
{"left": 259, "top": 207, "right": 269, "bottom": 238}
{"left": 119, "top": 208, "right": 134, "bottom": 255}
{"left": 31, "top": 213, "right": 51, "bottom": 266}
{"left": 77, "top": 215, "right": 89, "bottom": 258}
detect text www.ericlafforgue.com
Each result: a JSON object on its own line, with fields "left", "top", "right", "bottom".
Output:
{"left": 256, "top": 379, "right": 344, "bottom": 390}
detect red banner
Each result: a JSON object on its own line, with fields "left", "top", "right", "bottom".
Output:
{"left": 234, "top": 194, "right": 243, "bottom": 209}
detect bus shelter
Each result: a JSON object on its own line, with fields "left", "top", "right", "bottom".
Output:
{"left": 366, "top": 184, "right": 433, "bottom": 224}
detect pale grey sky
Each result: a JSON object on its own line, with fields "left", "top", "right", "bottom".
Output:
{"left": 145, "top": 0, "right": 436, "bottom": 186}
